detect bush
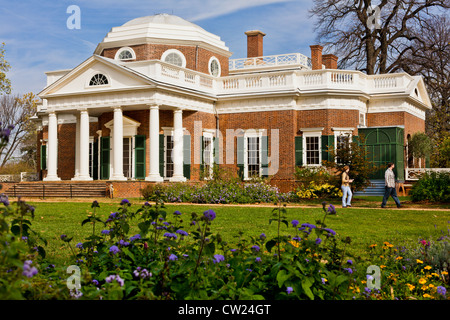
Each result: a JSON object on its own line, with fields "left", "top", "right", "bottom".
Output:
{"left": 409, "top": 171, "right": 450, "bottom": 203}
{"left": 294, "top": 167, "right": 342, "bottom": 199}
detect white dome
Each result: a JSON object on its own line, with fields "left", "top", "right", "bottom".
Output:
{"left": 95, "top": 14, "right": 229, "bottom": 55}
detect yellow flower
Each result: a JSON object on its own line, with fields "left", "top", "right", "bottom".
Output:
{"left": 419, "top": 278, "right": 427, "bottom": 285}
{"left": 442, "top": 271, "right": 448, "bottom": 276}
{"left": 416, "top": 259, "right": 423, "bottom": 264}
{"left": 396, "top": 256, "right": 403, "bottom": 260}
{"left": 424, "top": 266, "right": 432, "bottom": 270}
{"left": 423, "top": 294, "right": 432, "bottom": 298}
{"left": 380, "top": 265, "right": 386, "bottom": 269}
{"left": 428, "top": 284, "right": 435, "bottom": 289}
{"left": 431, "top": 273, "right": 440, "bottom": 277}
{"left": 406, "top": 284, "right": 415, "bottom": 291}
{"left": 369, "top": 244, "right": 377, "bottom": 248}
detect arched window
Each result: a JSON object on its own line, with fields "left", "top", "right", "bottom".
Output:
{"left": 89, "top": 74, "right": 109, "bottom": 86}
{"left": 161, "top": 49, "right": 186, "bottom": 68}
{"left": 115, "top": 47, "right": 136, "bottom": 61}
{"left": 209, "top": 56, "right": 221, "bottom": 77}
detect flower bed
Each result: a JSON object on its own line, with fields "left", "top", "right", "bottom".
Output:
{"left": 0, "top": 195, "right": 448, "bottom": 300}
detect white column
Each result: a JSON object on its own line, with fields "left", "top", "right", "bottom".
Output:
{"left": 72, "top": 114, "right": 80, "bottom": 180}
{"left": 77, "top": 109, "right": 92, "bottom": 180}
{"left": 145, "top": 105, "right": 163, "bottom": 182}
{"left": 43, "top": 112, "right": 61, "bottom": 181}
{"left": 170, "top": 108, "right": 186, "bottom": 182}
{"left": 111, "top": 107, "right": 127, "bottom": 181}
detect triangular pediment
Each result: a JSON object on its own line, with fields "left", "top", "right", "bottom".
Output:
{"left": 39, "top": 55, "right": 155, "bottom": 97}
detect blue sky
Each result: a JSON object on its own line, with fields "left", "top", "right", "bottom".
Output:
{"left": 0, "top": 0, "right": 318, "bottom": 96}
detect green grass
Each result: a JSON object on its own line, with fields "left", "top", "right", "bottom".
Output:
{"left": 24, "top": 199, "right": 450, "bottom": 266}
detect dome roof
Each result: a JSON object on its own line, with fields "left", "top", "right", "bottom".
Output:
{"left": 95, "top": 14, "right": 229, "bottom": 55}
{"left": 122, "top": 13, "right": 205, "bottom": 30}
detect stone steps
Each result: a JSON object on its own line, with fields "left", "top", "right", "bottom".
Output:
{"left": 5, "top": 182, "right": 107, "bottom": 198}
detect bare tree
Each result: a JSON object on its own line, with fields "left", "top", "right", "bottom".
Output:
{"left": 310, "top": 0, "right": 450, "bottom": 75}
{"left": 397, "top": 15, "right": 450, "bottom": 167}
{"left": 0, "top": 93, "right": 38, "bottom": 169}
{"left": 0, "top": 42, "right": 11, "bottom": 95}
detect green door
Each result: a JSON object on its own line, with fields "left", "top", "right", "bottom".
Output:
{"left": 134, "top": 135, "right": 146, "bottom": 179}
{"left": 359, "top": 127, "right": 405, "bottom": 180}
{"left": 100, "top": 136, "right": 110, "bottom": 180}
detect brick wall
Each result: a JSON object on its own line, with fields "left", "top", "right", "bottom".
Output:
{"left": 102, "top": 43, "right": 229, "bottom": 76}
{"left": 297, "top": 109, "right": 360, "bottom": 136}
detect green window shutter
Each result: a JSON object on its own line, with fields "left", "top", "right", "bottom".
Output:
{"left": 261, "top": 135, "right": 269, "bottom": 177}
{"left": 134, "top": 135, "right": 146, "bottom": 179}
{"left": 322, "top": 135, "right": 334, "bottom": 163}
{"left": 159, "top": 134, "right": 164, "bottom": 178}
{"left": 93, "top": 140, "right": 98, "bottom": 180}
{"left": 200, "top": 136, "right": 204, "bottom": 173}
{"left": 237, "top": 136, "right": 244, "bottom": 179}
{"left": 183, "top": 134, "right": 191, "bottom": 180}
{"left": 213, "top": 136, "right": 220, "bottom": 165}
{"left": 295, "top": 136, "right": 303, "bottom": 167}
{"left": 40, "top": 145, "right": 47, "bottom": 170}
{"left": 100, "top": 136, "right": 110, "bottom": 180}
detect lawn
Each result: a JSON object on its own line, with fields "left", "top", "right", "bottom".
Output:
{"left": 25, "top": 197, "right": 450, "bottom": 266}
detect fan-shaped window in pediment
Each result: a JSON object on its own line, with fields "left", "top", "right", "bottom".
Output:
{"left": 115, "top": 47, "right": 136, "bottom": 61}
{"left": 89, "top": 74, "right": 109, "bottom": 86}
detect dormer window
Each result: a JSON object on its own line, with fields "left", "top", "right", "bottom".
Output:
{"left": 89, "top": 74, "right": 109, "bottom": 86}
{"left": 209, "top": 56, "right": 221, "bottom": 77}
{"left": 115, "top": 47, "right": 136, "bottom": 61}
{"left": 161, "top": 49, "right": 186, "bottom": 68}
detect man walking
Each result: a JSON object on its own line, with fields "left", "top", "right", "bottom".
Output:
{"left": 381, "top": 162, "right": 401, "bottom": 208}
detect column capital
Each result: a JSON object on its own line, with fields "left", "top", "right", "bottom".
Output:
{"left": 112, "top": 106, "right": 122, "bottom": 111}
{"left": 173, "top": 108, "right": 183, "bottom": 114}
{"left": 148, "top": 104, "right": 160, "bottom": 110}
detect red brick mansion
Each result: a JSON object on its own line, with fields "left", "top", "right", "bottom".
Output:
{"left": 33, "top": 14, "right": 431, "bottom": 194}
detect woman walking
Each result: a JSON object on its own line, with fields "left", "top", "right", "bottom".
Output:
{"left": 341, "top": 166, "right": 354, "bottom": 208}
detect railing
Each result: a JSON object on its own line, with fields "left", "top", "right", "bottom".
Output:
{"left": 405, "top": 168, "right": 450, "bottom": 180}
{"left": 129, "top": 59, "right": 414, "bottom": 96}
{"left": 229, "top": 53, "right": 311, "bottom": 71}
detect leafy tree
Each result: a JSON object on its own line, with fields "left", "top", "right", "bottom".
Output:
{"left": 323, "top": 135, "right": 378, "bottom": 192}
{"left": 0, "top": 43, "right": 11, "bottom": 95}
{"left": 409, "top": 132, "right": 432, "bottom": 168}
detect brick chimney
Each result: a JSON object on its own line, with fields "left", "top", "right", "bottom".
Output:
{"left": 322, "top": 54, "right": 338, "bottom": 69}
{"left": 245, "top": 30, "right": 266, "bottom": 58}
{"left": 310, "top": 45, "right": 323, "bottom": 70}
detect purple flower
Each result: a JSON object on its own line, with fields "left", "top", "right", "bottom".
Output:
{"left": 324, "top": 228, "right": 336, "bottom": 237}
{"left": 315, "top": 238, "right": 322, "bottom": 245}
{"left": 255, "top": 257, "right": 262, "bottom": 262}
{"left": 120, "top": 199, "right": 130, "bottom": 206}
{"left": 101, "top": 229, "right": 110, "bottom": 235}
{"left": 0, "top": 193, "right": 10, "bottom": 206}
{"left": 213, "top": 254, "right": 225, "bottom": 264}
{"left": 203, "top": 209, "right": 216, "bottom": 221}
{"left": 129, "top": 234, "right": 141, "bottom": 242}
{"left": 260, "top": 233, "right": 266, "bottom": 240}
{"left": 176, "top": 229, "right": 188, "bottom": 237}
{"left": 327, "top": 204, "right": 336, "bottom": 214}
{"left": 292, "top": 236, "right": 301, "bottom": 242}
{"left": 291, "top": 220, "right": 299, "bottom": 227}
{"left": 251, "top": 245, "right": 260, "bottom": 252}
{"left": 344, "top": 267, "right": 353, "bottom": 274}
{"left": 76, "top": 243, "right": 83, "bottom": 249}
{"left": 105, "top": 274, "right": 124, "bottom": 287}
{"left": 437, "top": 286, "right": 446, "bottom": 297}
{"left": 286, "top": 287, "right": 293, "bottom": 295}
{"left": 174, "top": 210, "right": 182, "bottom": 215}
{"left": 109, "top": 245, "right": 120, "bottom": 255}
{"left": 118, "top": 239, "right": 130, "bottom": 247}
{"left": 164, "top": 232, "right": 178, "bottom": 240}
{"left": 168, "top": 254, "right": 178, "bottom": 261}
{"left": 91, "top": 200, "right": 99, "bottom": 208}
{"left": 347, "top": 259, "right": 353, "bottom": 265}
{"left": 22, "top": 260, "right": 38, "bottom": 278}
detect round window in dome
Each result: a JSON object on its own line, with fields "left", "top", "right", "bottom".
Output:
{"left": 115, "top": 47, "right": 136, "bottom": 61}
{"left": 209, "top": 57, "right": 221, "bottom": 77}
{"left": 161, "top": 49, "right": 186, "bottom": 68}
{"left": 89, "top": 74, "right": 109, "bottom": 86}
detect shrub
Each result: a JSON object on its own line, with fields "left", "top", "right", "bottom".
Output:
{"left": 296, "top": 181, "right": 343, "bottom": 199}
{"left": 409, "top": 171, "right": 450, "bottom": 203}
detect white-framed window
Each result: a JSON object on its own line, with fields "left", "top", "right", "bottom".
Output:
{"left": 333, "top": 129, "right": 353, "bottom": 165}
{"left": 122, "top": 136, "right": 134, "bottom": 179}
{"left": 88, "top": 73, "right": 109, "bottom": 86}
{"left": 161, "top": 49, "right": 186, "bottom": 68}
{"left": 89, "top": 137, "right": 94, "bottom": 178}
{"left": 208, "top": 56, "right": 221, "bottom": 77}
{"left": 115, "top": 47, "right": 136, "bottom": 61}
{"left": 243, "top": 129, "right": 264, "bottom": 180}
{"left": 301, "top": 128, "right": 323, "bottom": 166}
{"left": 202, "top": 131, "right": 214, "bottom": 179}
